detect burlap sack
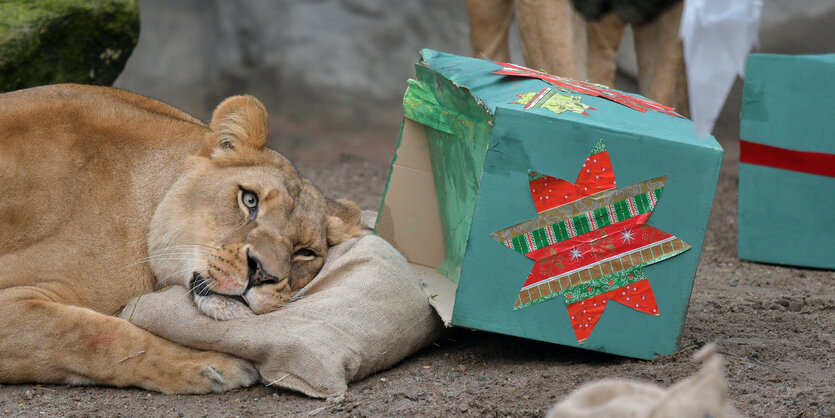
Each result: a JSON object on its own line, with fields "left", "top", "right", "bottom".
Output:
{"left": 119, "top": 232, "right": 444, "bottom": 399}
{"left": 547, "top": 344, "right": 742, "bottom": 418}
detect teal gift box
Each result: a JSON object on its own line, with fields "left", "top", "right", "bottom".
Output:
{"left": 739, "top": 53, "right": 835, "bottom": 270}
{"left": 376, "top": 50, "right": 723, "bottom": 359}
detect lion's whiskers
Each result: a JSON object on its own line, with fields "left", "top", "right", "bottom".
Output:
{"left": 138, "top": 252, "right": 215, "bottom": 260}
{"left": 148, "top": 249, "right": 214, "bottom": 258}
{"left": 156, "top": 266, "right": 204, "bottom": 286}
{"left": 125, "top": 242, "right": 222, "bottom": 269}
{"left": 149, "top": 244, "right": 218, "bottom": 254}
{"left": 137, "top": 253, "right": 218, "bottom": 262}
{"left": 122, "top": 256, "right": 213, "bottom": 269}
{"left": 183, "top": 277, "right": 211, "bottom": 299}
{"left": 160, "top": 243, "right": 219, "bottom": 250}
{"left": 181, "top": 272, "right": 223, "bottom": 306}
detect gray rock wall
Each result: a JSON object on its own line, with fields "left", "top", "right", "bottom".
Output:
{"left": 115, "top": 0, "right": 835, "bottom": 132}
{"left": 115, "top": 0, "right": 471, "bottom": 130}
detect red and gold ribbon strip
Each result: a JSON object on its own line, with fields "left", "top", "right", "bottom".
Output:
{"left": 494, "top": 62, "right": 680, "bottom": 117}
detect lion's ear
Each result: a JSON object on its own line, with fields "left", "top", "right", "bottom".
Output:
{"left": 200, "top": 95, "right": 268, "bottom": 157}
{"left": 325, "top": 198, "right": 363, "bottom": 245}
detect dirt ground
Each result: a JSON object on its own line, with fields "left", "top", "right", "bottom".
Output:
{"left": 1, "top": 114, "right": 833, "bottom": 417}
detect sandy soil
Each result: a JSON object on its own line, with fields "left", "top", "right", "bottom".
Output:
{"left": 1, "top": 126, "right": 832, "bottom": 417}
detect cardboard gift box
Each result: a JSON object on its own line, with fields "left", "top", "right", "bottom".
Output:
{"left": 738, "top": 53, "right": 835, "bottom": 270}
{"left": 375, "top": 50, "right": 723, "bottom": 359}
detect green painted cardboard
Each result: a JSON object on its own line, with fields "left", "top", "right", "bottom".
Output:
{"left": 377, "top": 50, "right": 724, "bottom": 359}
{"left": 402, "top": 78, "right": 492, "bottom": 282}
{"left": 738, "top": 53, "right": 835, "bottom": 269}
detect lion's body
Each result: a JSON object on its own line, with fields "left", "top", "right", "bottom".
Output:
{"left": 0, "top": 84, "right": 361, "bottom": 393}
{"left": 0, "top": 84, "right": 203, "bottom": 312}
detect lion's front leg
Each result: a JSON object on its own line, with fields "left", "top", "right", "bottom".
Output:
{"left": 0, "top": 286, "right": 258, "bottom": 394}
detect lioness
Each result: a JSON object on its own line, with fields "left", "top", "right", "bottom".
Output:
{"left": 0, "top": 84, "right": 362, "bottom": 393}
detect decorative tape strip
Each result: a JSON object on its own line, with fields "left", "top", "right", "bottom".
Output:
{"left": 500, "top": 186, "right": 664, "bottom": 254}
{"left": 513, "top": 236, "right": 689, "bottom": 309}
{"left": 524, "top": 235, "right": 678, "bottom": 291}
{"left": 525, "top": 87, "right": 556, "bottom": 109}
{"left": 495, "top": 62, "right": 679, "bottom": 117}
{"left": 491, "top": 176, "right": 667, "bottom": 242}
{"left": 512, "top": 88, "right": 592, "bottom": 115}
{"left": 497, "top": 62, "right": 677, "bottom": 113}
{"left": 513, "top": 266, "right": 646, "bottom": 310}
{"left": 523, "top": 217, "right": 661, "bottom": 283}
{"left": 561, "top": 266, "right": 647, "bottom": 303}
{"left": 740, "top": 140, "right": 835, "bottom": 178}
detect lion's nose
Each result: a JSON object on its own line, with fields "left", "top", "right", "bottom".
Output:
{"left": 246, "top": 250, "right": 280, "bottom": 287}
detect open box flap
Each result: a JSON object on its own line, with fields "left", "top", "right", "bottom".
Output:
{"left": 375, "top": 119, "right": 446, "bottom": 268}
{"left": 412, "top": 263, "right": 456, "bottom": 326}
{"left": 376, "top": 118, "right": 458, "bottom": 324}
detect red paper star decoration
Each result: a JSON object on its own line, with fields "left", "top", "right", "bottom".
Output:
{"left": 490, "top": 140, "right": 690, "bottom": 344}
{"left": 493, "top": 61, "right": 681, "bottom": 117}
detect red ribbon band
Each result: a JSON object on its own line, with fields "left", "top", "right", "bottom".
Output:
{"left": 740, "top": 140, "right": 835, "bottom": 178}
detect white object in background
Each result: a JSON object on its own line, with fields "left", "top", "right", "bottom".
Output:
{"left": 679, "top": 0, "right": 762, "bottom": 136}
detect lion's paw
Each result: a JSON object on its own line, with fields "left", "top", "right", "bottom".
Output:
{"left": 157, "top": 353, "right": 259, "bottom": 394}
{"left": 196, "top": 354, "right": 259, "bottom": 393}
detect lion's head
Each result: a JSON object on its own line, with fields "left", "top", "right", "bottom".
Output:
{"left": 147, "top": 95, "right": 362, "bottom": 320}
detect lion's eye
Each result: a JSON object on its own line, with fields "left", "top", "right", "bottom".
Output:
{"left": 292, "top": 248, "right": 316, "bottom": 261}
{"left": 241, "top": 190, "right": 258, "bottom": 209}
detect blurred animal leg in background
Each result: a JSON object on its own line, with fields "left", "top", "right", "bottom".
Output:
{"left": 515, "top": 0, "right": 587, "bottom": 79}
{"left": 465, "top": 0, "right": 514, "bottom": 63}
{"left": 633, "top": 1, "right": 689, "bottom": 116}
{"left": 586, "top": 13, "right": 626, "bottom": 87}
{"left": 464, "top": 0, "right": 688, "bottom": 114}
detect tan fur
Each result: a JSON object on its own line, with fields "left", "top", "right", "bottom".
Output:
{"left": 466, "top": 0, "right": 689, "bottom": 114}
{"left": 0, "top": 84, "right": 362, "bottom": 393}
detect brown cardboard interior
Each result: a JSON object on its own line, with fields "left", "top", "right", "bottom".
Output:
{"left": 376, "top": 118, "right": 456, "bottom": 325}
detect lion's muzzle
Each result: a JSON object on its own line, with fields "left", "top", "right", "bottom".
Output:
{"left": 245, "top": 248, "right": 281, "bottom": 288}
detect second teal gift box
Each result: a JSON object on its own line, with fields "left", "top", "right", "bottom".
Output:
{"left": 739, "top": 53, "right": 835, "bottom": 270}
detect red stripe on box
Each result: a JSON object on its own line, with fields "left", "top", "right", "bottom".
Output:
{"left": 740, "top": 140, "right": 835, "bottom": 178}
